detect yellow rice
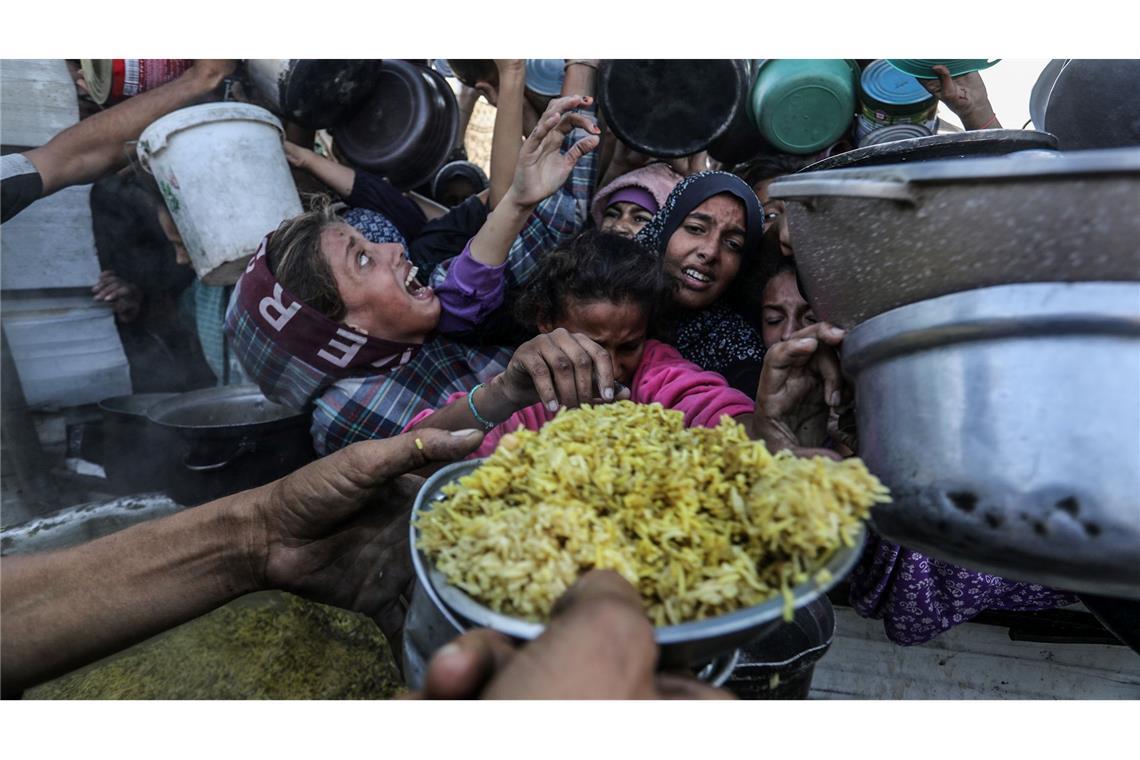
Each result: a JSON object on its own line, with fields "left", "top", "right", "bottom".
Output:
{"left": 415, "top": 402, "right": 890, "bottom": 626}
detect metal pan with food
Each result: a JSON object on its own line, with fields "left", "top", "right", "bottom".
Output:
{"left": 408, "top": 403, "right": 886, "bottom": 671}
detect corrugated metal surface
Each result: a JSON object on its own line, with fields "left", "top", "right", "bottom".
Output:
{"left": 0, "top": 184, "right": 102, "bottom": 290}
{"left": 0, "top": 59, "right": 79, "bottom": 149}
{"left": 2, "top": 295, "right": 131, "bottom": 408}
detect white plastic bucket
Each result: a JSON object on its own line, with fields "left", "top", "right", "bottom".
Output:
{"left": 137, "top": 103, "right": 303, "bottom": 285}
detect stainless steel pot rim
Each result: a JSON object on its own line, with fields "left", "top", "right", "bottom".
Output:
{"left": 410, "top": 459, "right": 866, "bottom": 647}
{"left": 771, "top": 145, "right": 1140, "bottom": 196}
{"left": 843, "top": 282, "right": 1140, "bottom": 375}
{"left": 146, "top": 384, "right": 307, "bottom": 431}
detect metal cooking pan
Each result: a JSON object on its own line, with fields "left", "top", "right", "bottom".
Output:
{"left": 147, "top": 384, "right": 315, "bottom": 505}
{"left": 769, "top": 146, "right": 1140, "bottom": 328}
{"left": 800, "top": 129, "right": 1058, "bottom": 173}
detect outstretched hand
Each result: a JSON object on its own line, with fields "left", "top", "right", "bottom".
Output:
{"left": 410, "top": 570, "right": 732, "bottom": 699}
{"left": 919, "top": 65, "right": 999, "bottom": 128}
{"left": 754, "top": 323, "right": 847, "bottom": 457}
{"left": 507, "top": 95, "right": 600, "bottom": 208}
{"left": 246, "top": 428, "right": 484, "bottom": 640}
{"left": 494, "top": 328, "right": 631, "bottom": 413}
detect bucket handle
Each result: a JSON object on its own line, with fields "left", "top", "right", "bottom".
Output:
{"left": 184, "top": 439, "right": 257, "bottom": 472}
{"left": 769, "top": 178, "right": 918, "bottom": 206}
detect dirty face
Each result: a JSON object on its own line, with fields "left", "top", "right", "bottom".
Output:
{"left": 760, "top": 269, "right": 816, "bottom": 348}
{"left": 753, "top": 176, "right": 793, "bottom": 258}
{"left": 319, "top": 223, "right": 440, "bottom": 343}
{"left": 661, "top": 193, "right": 747, "bottom": 310}
{"left": 545, "top": 298, "right": 649, "bottom": 387}
{"left": 157, "top": 207, "right": 191, "bottom": 266}
{"left": 600, "top": 201, "right": 655, "bottom": 238}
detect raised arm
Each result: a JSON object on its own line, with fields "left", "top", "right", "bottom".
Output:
{"left": 920, "top": 64, "right": 1002, "bottom": 130}
{"left": 25, "top": 60, "right": 236, "bottom": 198}
{"left": 467, "top": 95, "right": 600, "bottom": 268}
{"left": 488, "top": 60, "right": 526, "bottom": 210}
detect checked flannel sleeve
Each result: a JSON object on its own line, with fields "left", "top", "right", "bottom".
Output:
{"left": 430, "top": 107, "right": 599, "bottom": 291}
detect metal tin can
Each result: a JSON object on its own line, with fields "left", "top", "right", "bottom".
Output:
{"left": 856, "top": 119, "right": 935, "bottom": 147}
{"left": 80, "top": 59, "right": 194, "bottom": 106}
{"left": 856, "top": 59, "right": 938, "bottom": 143}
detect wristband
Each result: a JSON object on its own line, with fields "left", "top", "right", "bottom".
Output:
{"left": 564, "top": 60, "right": 598, "bottom": 71}
{"left": 978, "top": 112, "right": 999, "bottom": 129}
{"left": 467, "top": 383, "right": 496, "bottom": 430}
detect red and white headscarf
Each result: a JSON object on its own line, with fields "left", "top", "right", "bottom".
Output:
{"left": 225, "top": 234, "right": 421, "bottom": 409}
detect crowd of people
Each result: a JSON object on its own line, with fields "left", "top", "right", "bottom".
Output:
{"left": 0, "top": 59, "right": 1077, "bottom": 699}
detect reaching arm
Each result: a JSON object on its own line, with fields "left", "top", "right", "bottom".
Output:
{"left": 284, "top": 140, "right": 356, "bottom": 197}
{"left": 920, "top": 65, "right": 1002, "bottom": 130}
{"left": 488, "top": 60, "right": 526, "bottom": 210}
{"left": 24, "top": 60, "right": 236, "bottom": 198}
{"left": 0, "top": 428, "right": 483, "bottom": 697}
{"left": 467, "top": 94, "right": 599, "bottom": 268}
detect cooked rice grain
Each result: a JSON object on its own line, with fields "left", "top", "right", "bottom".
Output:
{"left": 416, "top": 402, "right": 890, "bottom": 626}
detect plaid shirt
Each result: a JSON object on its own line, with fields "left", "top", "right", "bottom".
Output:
{"left": 430, "top": 114, "right": 598, "bottom": 291}
{"left": 311, "top": 339, "right": 512, "bottom": 455}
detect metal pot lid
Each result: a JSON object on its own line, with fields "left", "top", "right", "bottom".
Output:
{"left": 598, "top": 59, "right": 750, "bottom": 158}
{"left": 843, "top": 282, "right": 1140, "bottom": 376}
{"left": 147, "top": 384, "right": 307, "bottom": 432}
{"left": 801, "top": 129, "right": 1059, "bottom": 173}
{"left": 772, "top": 145, "right": 1140, "bottom": 197}
{"left": 99, "top": 392, "right": 179, "bottom": 417}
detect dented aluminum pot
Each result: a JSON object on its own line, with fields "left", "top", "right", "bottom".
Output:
{"left": 843, "top": 282, "right": 1140, "bottom": 599}
{"left": 768, "top": 147, "right": 1140, "bottom": 329}
{"left": 245, "top": 59, "right": 383, "bottom": 130}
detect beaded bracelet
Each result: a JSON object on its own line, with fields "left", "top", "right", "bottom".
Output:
{"left": 467, "top": 383, "right": 496, "bottom": 430}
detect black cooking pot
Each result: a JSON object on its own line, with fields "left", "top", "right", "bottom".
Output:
{"left": 333, "top": 60, "right": 459, "bottom": 190}
{"left": 722, "top": 595, "right": 836, "bottom": 699}
{"left": 598, "top": 60, "right": 751, "bottom": 158}
{"left": 244, "top": 59, "right": 385, "bottom": 130}
{"left": 1043, "top": 59, "right": 1140, "bottom": 150}
{"left": 800, "top": 129, "right": 1059, "bottom": 173}
{"left": 147, "top": 385, "right": 316, "bottom": 506}
{"left": 97, "top": 393, "right": 180, "bottom": 494}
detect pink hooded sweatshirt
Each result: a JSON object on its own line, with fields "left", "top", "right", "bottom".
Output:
{"left": 590, "top": 163, "right": 683, "bottom": 228}
{"left": 406, "top": 339, "right": 755, "bottom": 458}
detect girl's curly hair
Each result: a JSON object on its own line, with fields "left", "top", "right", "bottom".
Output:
{"left": 513, "top": 230, "right": 675, "bottom": 336}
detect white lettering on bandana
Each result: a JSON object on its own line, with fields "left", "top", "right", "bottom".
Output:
{"left": 318, "top": 327, "right": 367, "bottom": 368}
{"left": 259, "top": 284, "right": 302, "bottom": 332}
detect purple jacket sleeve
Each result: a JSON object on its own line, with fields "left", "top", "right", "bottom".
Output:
{"left": 848, "top": 530, "right": 1078, "bottom": 645}
{"left": 433, "top": 239, "right": 507, "bottom": 334}
{"left": 347, "top": 170, "right": 428, "bottom": 242}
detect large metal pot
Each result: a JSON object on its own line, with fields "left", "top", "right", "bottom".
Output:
{"left": 598, "top": 60, "right": 751, "bottom": 158}
{"left": 842, "top": 282, "right": 1140, "bottom": 599}
{"left": 244, "top": 59, "right": 384, "bottom": 130}
{"left": 333, "top": 60, "right": 458, "bottom": 190}
{"left": 96, "top": 393, "right": 179, "bottom": 494}
{"left": 768, "top": 147, "right": 1140, "bottom": 328}
{"left": 147, "top": 385, "right": 316, "bottom": 506}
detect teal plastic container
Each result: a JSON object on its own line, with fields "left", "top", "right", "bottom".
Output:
{"left": 885, "top": 59, "right": 1000, "bottom": 79}
{"left": 750, "top": 59, "right": 859, "bottom": 155}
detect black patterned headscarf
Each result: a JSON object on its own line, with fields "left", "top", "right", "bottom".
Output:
{"left": 634, "top": 170, "right": 763, "bottom": 259}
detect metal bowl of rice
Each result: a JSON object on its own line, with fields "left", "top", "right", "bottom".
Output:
{"left": 411, "top": 458, "right": 869, "bottom": 670}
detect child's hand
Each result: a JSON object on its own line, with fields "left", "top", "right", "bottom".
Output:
{"left": 504, "top": 95, "right": 600, "bottom": 209}
{"left": 496, "top": 328, "right": 628, "bottom": 412}
{"left": 283, "top": 140, "right": 313, "bottom": 170}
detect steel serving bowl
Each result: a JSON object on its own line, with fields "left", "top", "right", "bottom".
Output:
{"left": 410, "top": 458, "right": 866, "bottom": 670}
